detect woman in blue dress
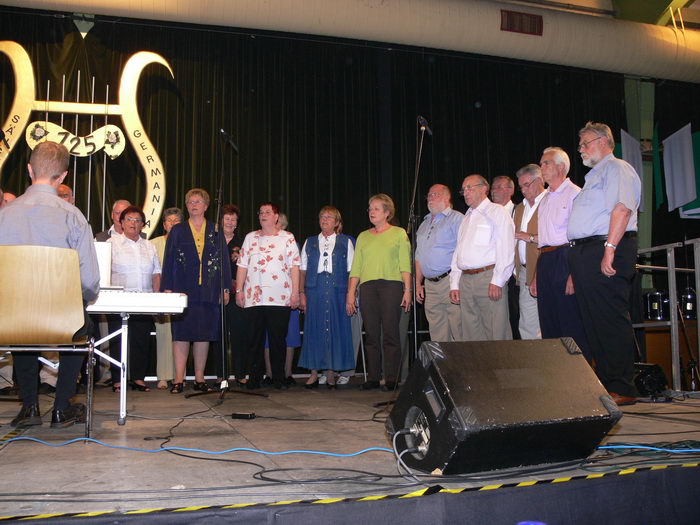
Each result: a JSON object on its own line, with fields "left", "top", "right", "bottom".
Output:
{"left": 161, "top": 188, "right": 231, "bottom": 393}
{"left": 298, "top": 206, "right": 355, "bottom": 389}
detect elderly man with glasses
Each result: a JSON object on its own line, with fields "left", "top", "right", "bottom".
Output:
{"left": 449, "top": 175, "right": 515, "bottom": 341}
{"left": 567, "top": 122, "right": 641, "bottom": 406}
{"left": 414, "top": 184, "right": 463, "bottom": 342}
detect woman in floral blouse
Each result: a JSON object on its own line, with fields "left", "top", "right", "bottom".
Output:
{"left": 161, "top": 188, "right": 231, "bottom": 394}
{"left": 236, "top": 202, "right": 300, "bottom": 390}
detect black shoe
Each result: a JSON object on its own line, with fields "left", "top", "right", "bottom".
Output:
{"left": 50, "top": 403, "right": 86, "bottom": 429}
{"left": 262, "top": 377, "right": 273, "bottom": 386}
{"left": 11, "top": 404, "right": 42, "bottom": 427}
{"left": 327, "top": 383, "right": 337, "bottom": 390}
{"left": 382, "top": 382, "right": 398, "bottom": 392}
{"left": 359, "top": 381, "right": 380, "bottom": 391}
{"left": 0, "top": 385, "right": 17, "bottom": 395}
{"left": 305, "top": 379, "right": 319, "bottom": 390}
{"left": 192, "top": 381, "right": 214, "bottom": 392}
{"left": 273, "top": 380, "right": 289, "bottom": 390}
{"left": 285, "top": 376, "right": 297, "bottom": 386}
{"left": 246, "top": 380, "right": 261, "bottom": 390}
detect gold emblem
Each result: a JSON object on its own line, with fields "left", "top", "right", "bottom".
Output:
{"left": 0, "top": 41, "right": 173, "bottom": 237}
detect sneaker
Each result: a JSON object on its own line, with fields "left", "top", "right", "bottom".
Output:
{"left": 318, "top": 375, "right": 327, "bottom": 385}
{"left": 336, "top": 376, "right": 351, "bottom": 386}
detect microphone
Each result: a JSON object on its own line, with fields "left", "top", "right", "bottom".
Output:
{"left": 220, "top": 128, "right": 239, "bottom": 153}
{"left": 418, "top": 116, "right": 432, "bottom": 136}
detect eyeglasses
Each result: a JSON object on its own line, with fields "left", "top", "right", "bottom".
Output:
{"left": 519, "top": 179, "right": 538, "bottom": 190}
{"left": 124, "top": 217, "right": 143, "bottom": 223}
{"left": 187, "top": 199, "right": 205, "bottom": 205}
{"left": 319, "top": 215, "right": 337, "bottom": 221}
{"left": 425, "top": 192, "right": 444, "bottom": 200}
{"left": 578, "top": 136, "right": 602, "bottom": 151}
{"left": 258, "top": 210, "right": 274, "bottom": 216}
{"left": 458, "top": 183, "right": 485, "bottom": 195}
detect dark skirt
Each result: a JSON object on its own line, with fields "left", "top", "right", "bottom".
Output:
{"left": 171, "top": 301, "right": 221, "bottom": 342}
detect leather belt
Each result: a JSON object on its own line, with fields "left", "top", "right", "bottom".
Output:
{"left": 426, "top": 271, "right": 450, "bottom": 283}
{"left": 539, "top": 244, "right": 568, "bottom": 253}
{"left": 569, "top": 231, "right": 637, "bottom": 247}
{"left": 462, "top": 264, "right": 495, "bottom": 275}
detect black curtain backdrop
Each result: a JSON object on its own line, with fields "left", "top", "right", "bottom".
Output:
{"left": 0, "top": 5, "right": 633, "bottom": 241}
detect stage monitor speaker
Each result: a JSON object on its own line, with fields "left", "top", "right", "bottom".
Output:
{"left": 386, "top": 338, "right": 622, "bottom": 475}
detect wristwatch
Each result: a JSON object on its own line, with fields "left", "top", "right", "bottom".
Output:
{"left": 603, "top": 241, "right": 617, "bottom": 249}
{"left": 529, "top": 234, "right": 535, "bottom": 243}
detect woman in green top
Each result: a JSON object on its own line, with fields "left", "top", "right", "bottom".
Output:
{"left": 347, "top": 193, "right": 412, "bottom": 391}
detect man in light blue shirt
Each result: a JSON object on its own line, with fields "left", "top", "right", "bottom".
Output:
{"left": 415, "top": 184, "right": 463, "bottom": 341}
{"left": 567, "top": 122, "right": 641, "bottom": 406}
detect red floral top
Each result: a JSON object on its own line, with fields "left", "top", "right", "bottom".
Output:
{"left": 238, "top": 230, "right": 301, "bottom": 307}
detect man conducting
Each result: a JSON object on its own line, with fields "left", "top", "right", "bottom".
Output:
{"left": 0, "top": 141, "right": 100, "bottom": 428}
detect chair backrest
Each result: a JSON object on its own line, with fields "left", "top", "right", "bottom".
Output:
{"left": 0, "top": 245, "right": 85, "bottom": 345}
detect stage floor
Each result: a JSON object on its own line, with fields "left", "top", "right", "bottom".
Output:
{"left": 1, "top": 379, "right": 699, "bottom": 522}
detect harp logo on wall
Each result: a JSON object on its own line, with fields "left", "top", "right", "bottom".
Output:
{"left": 0, "top": 40, "right": 173, "bottom": 237}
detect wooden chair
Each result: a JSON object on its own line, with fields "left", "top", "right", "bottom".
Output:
{"left": 0, "top": 245, "right": 95, "bottom": 437}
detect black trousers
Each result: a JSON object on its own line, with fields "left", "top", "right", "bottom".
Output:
{"left": 246, "top": 306, "right": 290, "bottom": 382}
{"left": 13, "top": 312, "right": 93, "bottom": 410}
{"left": 107, "top": 315, "right": 154, "bottom": 383}
{"left": 569, "top": 236, "right": 638, "bottom": 397}
{"left": 210, "top": 301, "right": 248, "bottom": 378}
{"left": 536, "top": 246, "right": 590, "bottom": 361}
{"left": 507, "top": 275, "right": 521, "bottom": 340}
{"left": 359, "top": 280, "right": 403, "bottom": 383}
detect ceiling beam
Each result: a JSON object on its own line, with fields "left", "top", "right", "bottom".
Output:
{"left": 613, "top": 0, "right": 696, "bottom": 25}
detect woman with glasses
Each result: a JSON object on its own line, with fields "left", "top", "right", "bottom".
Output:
{"left": 347, "top": 194, "right": 411, "bottom": 391}
{"left": 236, "top": 203, "right": 301, "bottom": 390}
{"left": 298, "top": 206, "right": 355, "bottom": 389}
{"left": 107, "top": 206, "right": 161, "bottom": 392}
{"left": 161, "top": 189, "right": 232, "bottom": 394}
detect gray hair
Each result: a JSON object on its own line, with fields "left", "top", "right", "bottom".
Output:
{"left": 492, "top": 175, "right": 515, "bottom": 188}
{"left": 516, "top": 164, "right": 542, "bottom": 180}
{"left": 579, "top": 121, "right": 615, "bottom": 149}
{"left": 163, "top": 207, "right": 184, "bottom": 223}
{"left": 543, "top": 147, "right": 570, "bottom": 175}
{"left": 277, "top": 212, "right": 288, "bottom": 230}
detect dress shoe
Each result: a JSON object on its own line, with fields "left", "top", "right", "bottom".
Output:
{"left": 170, "top": 382, "right": 184, "bottom": 394}
{"left": 273, "top": 380, "right": 289, "bottom": 390}
{"left": 262, "top": 376, "right": 273, "bottom": 386}
{"left": 50, "top": 403, "right": 86, "bottom": 429}
{"left": 609, "top": 392, "right": 637, "bottom": 406}
{"left": 11, "top": 404, "right": 42, "bottom": 427}
{"left": 359, "top": 381, "right": 380, "bottom": 390}
{"left": 246, "top": 380, "right": 261, "bottom": 390}
{"left": 305, "top": 379, "right": 319, "bottom": 389}
{"left": 382, "top": 381, "right": 398, "bottom": 392}
{"left": 285, "top": 376, "right": 297, "bottom": 387}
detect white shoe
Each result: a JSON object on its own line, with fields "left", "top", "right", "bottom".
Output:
{"left": 336, "top": 376, "right": 350, "bottom": 386}
{"left": 318, "top": 375, "right": 327, "bottom": 385}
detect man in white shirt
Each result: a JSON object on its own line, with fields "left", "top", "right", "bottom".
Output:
{"left": 450, "top": 174, "right": 515, "bottom": 341}
{"left": 513, "top": 164, "right": 546, "bottom": 339}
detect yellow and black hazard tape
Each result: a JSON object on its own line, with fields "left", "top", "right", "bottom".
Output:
{"left": 0, "top": 462, "right": 697, "bottom": 521}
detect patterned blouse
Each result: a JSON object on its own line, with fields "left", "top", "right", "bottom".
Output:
{"left": 238, "top": 229, "right": 300, "bottom": 307}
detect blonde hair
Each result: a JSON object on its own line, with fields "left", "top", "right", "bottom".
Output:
{"left": 185, "top": 188, "right": 210, "bottom": 206}
{"left": 319, "top": 205, "right": 343, "bottom": 234}
{"left": 369, "top": 193, "right": 395, "bottom": 223}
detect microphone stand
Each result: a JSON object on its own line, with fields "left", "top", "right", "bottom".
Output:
{"left": 187, "top": 129, "right": 267, "bottom": 401}
{"left": 405, "top": 116, "right": 430, "bottom": 365}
